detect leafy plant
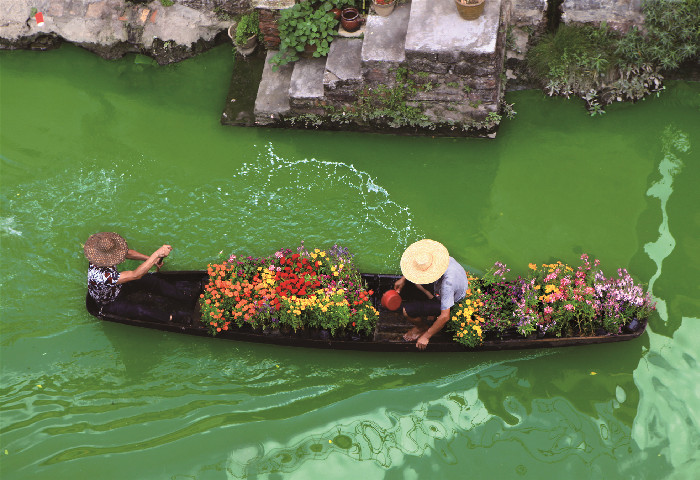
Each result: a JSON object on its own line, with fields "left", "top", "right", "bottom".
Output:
{"left": 528, "top": 1, "right": 699, "bottom": 113}
{"left": 235, "top": 10, "right": 260, "bottom": 46}
{"left": 159, "top": 0, "right": 174, "bottom": 7}
{"left": 617, "top": 0, "right": 700, "bottom": 71}
{"left": 270, "top": 1, "right": 340, "bottom": 68}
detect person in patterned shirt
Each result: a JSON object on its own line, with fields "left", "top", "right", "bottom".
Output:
{"left": 84, "top": 232, "right": 189, "bottom": 323}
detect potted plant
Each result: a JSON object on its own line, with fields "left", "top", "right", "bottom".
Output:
{"left": 372, "top": 0, "right": 396, "bottom": 17}
{"left": 232, "top": 10, "right": 261, "bottom": 55}
{"left": 454, "top": 0, "right": 485, "bottom": 21}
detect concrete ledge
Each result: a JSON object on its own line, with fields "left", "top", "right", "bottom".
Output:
{"left": 361, "top": 2, "right": 411, "bottom": 63}
{"left": 405, "top": 0, "right": 501, "bottom": 55}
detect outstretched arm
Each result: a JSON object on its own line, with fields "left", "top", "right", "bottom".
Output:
{"left": 117, "top": 245, "right": 172, "bottom": 284}
{"left": 126, "top": 249, "right": 149, "bottom": 261}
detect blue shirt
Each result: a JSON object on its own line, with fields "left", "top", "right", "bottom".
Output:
{"left": 434, "top": 257, "right": 469, "bottom": 311}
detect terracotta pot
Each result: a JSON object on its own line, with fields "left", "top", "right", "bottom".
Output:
{"left": 454, "top": 0, "right": 485, "bottom": 21}
{"left": 372, "top": 0, "right": 396, "bottom": 17}
{"left": 300, "top": 43, "right": 318, "bottom": 58}
{"left": 341, "top": 8, "right": 362, "bottom": 32}
{"left": 331, "top": 7, "right": 342, "bottom": 20}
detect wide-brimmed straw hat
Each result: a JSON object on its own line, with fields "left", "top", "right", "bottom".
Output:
{"left": 400, "top": 239, "right": 450, "bottom": 285}
{"left": 84, "top": 232, "right": 128, "bottom": 267}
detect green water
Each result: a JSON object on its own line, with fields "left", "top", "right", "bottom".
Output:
{"left": 1, "top": 44, "right": 698, "bottom": 479}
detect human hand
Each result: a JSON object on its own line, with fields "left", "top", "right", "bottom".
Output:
{"left": 416, "top": 334, "right": 430, "bottom": 351}
{"left": 156, "top": 245, "right": 172, "bottom": 258}
{"left": 394, "top": 276, "right": 406, "bottom": 293}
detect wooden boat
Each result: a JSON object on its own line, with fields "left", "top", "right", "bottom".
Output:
{"left": 86, "top": 271, "right": 648, "bottom": 352}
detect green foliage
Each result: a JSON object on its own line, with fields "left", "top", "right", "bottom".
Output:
{"left": 617, "top": 0, "right": 700, "bottom": 70}
{"left": 214, "top": 6, "right": 233, "bottom": 21}
{"left": 326, "top": 67, "right": 434, "bottom": 129}
{"left": 270, "top": 1, "right": 342, "bottom": 68}
{"left": 527, "top": 23, "right": 619, "bottom": 90}
{"left": 527, "top": 0, "right": 699, "bottom": 113}
{"left": 235, "top": 10, "right": 260, "bottom": 45}
{"left": 159, "top": 0, "right": 174, "bottom": 7}
{"left": 30, "top": 7, "right": 38, "bottom": 16}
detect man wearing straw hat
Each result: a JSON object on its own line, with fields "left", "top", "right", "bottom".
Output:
{"left": 84, "top": 232, "right": 189, "bottom": 323}
{"left": 394, "top": 239, "right": 468, "bottom": 350}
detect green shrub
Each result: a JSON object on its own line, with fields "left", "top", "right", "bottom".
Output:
{"left": 617, "top": 0, "right": 700, "bottom": 71}
{"left": 526, "top": 0, "right": 699, "bottom": 113}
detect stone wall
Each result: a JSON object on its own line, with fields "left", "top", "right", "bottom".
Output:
{"left": 0, "top": 0, "right": 234, "bottom": 63}
{"left": 562, "top": 0, "right": 644, "bottom": 32}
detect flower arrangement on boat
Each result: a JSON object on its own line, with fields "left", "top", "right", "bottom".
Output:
{"left": 200, "top": 243, "right": 378, "bottom": 337}
{"left": 448, "top": 254, "right": 655, "bottom": 347}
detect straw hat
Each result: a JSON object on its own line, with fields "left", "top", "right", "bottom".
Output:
{"left": 400, "top": 239, "right": 449, "bottom": 285}
{"left": 84, "top": 232, "right": 128, "bottom": 267}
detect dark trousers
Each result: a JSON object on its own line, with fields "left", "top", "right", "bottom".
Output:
{"left": 101, "top": 274, "right": 188, "bottom": 323}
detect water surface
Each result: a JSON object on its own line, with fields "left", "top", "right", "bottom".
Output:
{"left": 1, "top": 44, "right": 698, "bottom": 479}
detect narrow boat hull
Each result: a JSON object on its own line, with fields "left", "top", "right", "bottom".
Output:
{"left": 86, "top": 271, "right": 647, "bottom": 352}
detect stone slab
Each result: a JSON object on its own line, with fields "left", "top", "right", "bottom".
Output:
{"left": 325, "top": 38, "right": 363, "bottom": 83}
{"left": 405, "top": 0, "right": 501, "bottom": 55}
{"left": 252, "top": 0, "right": 295, "bottom": 10}
{"left": 289, "top": 56, "right": 326, "bottom": 100}
{"left": 361, "top": 2, "right": 411, "bottom": 63}
{"left": 254, "top": 51, "right": 294, "bottom": 122}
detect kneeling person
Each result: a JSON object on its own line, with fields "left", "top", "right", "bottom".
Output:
{"left": 394, "top": 239, "right": 468, "bottom": 350}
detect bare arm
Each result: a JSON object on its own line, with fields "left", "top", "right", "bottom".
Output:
{"left": 394, "top": 276, "right": 434, "bottom": 299}
{"left": 125, "top": 249, "right": 149, "bottom": 261}
{"left": 416, "top": 308, "right": 450, "bottom": 351}
{"left": 117, "top": 245, "right": 172, "bottom": 284}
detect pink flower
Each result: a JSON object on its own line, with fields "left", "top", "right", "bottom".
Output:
{"left": 544, "top": 306, "right": 554, "bottom": 314}
{"left": 228, "top": 254, "right": 236, "bottom": 262}
{"left": 565, "top": 304, "right": 575, "bottom": 311}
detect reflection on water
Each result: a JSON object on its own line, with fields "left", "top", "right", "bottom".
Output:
{"left": 631, "top": 125, "right": 700, "bottom": 478}
{"left": 226, "top": 349, "right": 649, "bottom": 479}
{"left": 643, "top": 125, "right": 688, "bottom": 323}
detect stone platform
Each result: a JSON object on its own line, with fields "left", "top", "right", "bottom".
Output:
{"left": 242, "top": 0, "right": 509, "bottom": 136}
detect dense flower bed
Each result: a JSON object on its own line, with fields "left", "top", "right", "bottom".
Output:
{"left": 200, "top": 244, "right": 378, "bottom": 337}
{"left": 448, "top": 255, "right": 656, "bottom": 348}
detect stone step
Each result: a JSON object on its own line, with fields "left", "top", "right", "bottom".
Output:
{"left": 289, "top": 56, "right": 327, "bottom": 100}
{"left": 324, "top": 38, "right": 363, "bottom": 101}
{"left": 254, "top": 51, "right": 294, "bottom": 125}
{"left": 289, "top": 56, "right": 327, "bottom": 114}
{"left": 361, "top": 2, "right": 412, "bottom": 84}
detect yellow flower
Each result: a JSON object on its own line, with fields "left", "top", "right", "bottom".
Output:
{"left": 528, "top": 263, "right": 537, "bottom": 270}
{"left": 314, "top": 248, "right": 320, "bottom": 253}
{"left": 319, "top": 251, "right": 326, "bottom": 257}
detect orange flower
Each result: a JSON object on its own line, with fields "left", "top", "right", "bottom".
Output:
{"left": 528, "top": 263, "right": 537, "bottom": 270}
